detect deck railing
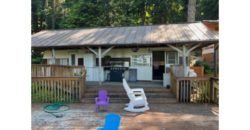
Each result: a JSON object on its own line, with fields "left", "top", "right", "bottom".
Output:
{"left": 32, "top": 64, "right": 86, "bottom": 103}
{"left": 32, "top": 64, "right": 84, "bottom": 77}
{"left": 170, "top": 66, "right": 219, "bottom": 103}
{"left": 211, "top": 77, "right": 219, "bottom": 104}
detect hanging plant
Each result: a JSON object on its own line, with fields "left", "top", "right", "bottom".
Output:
{"left": 103, "top": 55, "right": 111, "bottom": 66}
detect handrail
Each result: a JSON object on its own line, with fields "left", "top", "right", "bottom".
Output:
{"left": 32, "top": 64, "right": 87, "bottom": 103}
{"left": 32, "top": 64, "right": 85, "bottom": 77}
{"left": 170, "top": 65, "right": 219, "bottom": 104}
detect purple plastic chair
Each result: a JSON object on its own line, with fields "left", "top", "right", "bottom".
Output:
{"left": 95, "top": 89, "right": 109, "bottom": 112}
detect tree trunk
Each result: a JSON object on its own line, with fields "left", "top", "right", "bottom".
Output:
{"left": 187, "top": 0, "right": 196, "bottom": 22}
{"left": 52, "top": 0, "right": 56, "bottom": 29}
{"left": 44, "top": 0, "right": 49, "bottom": 29}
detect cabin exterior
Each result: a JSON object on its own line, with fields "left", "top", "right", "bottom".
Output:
{"left": 32, "top": 21, "right": 219, "bottom": 86}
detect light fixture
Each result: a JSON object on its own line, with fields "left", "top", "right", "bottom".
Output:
{"left": 131, "top": 47, "right": 139, "bottom": 52}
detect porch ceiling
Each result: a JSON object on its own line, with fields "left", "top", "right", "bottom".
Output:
{"left": 32, "top": 22, "right": 218, "bottom": 49}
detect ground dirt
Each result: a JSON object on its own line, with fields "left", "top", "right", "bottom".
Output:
{"left": 32, "top": 103, "right": 218, "bottom": 130}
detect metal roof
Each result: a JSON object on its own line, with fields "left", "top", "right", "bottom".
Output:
{"left": 32, "top": 22, "right": 218, "bottom": 48}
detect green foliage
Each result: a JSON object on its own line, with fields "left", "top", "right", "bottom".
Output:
{"left": 32, "top": 50, "right": 43, "bottom": 64}
{"left": 32, "top": 0, "right": 219, "bottom": 33}
{"left": 32, "top": 84, "right": 77, "bottom": 103}
{"left": 32, "top": 84, "right": 54, "bottom": 103}
{"left": 32, "top": 57, "right": 43, "bottom": 64}
{"left": 196, "top": 0, "right": 219, "bottom": 20}
{"left": 194, "top": 61, "right": 213, "bottom": 74}
{"left": 197, "top": 82, "right": 210, "bottom": 102}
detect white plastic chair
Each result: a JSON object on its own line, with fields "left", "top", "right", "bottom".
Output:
{"left": 188, "top": 69, "right": 197, "bottom": 77}
{"left": 122, "top": 78, "right": 149, "bottom": 112}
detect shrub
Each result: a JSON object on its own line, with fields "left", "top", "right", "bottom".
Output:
{"left": 194, "top": 61, "right": 213, "bottom": 74}
{"left": 32, "top": 84, "right": 78, "bottom": 103}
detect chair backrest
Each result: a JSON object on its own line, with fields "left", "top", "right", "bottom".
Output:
{"left": 122, "top": 78, "right": 131, "bottom": 93}
{"left": 103, "top": 113, "right": 121, "bottom": 130}
{"left": 98, "top": 89, "right": 108, "bottom": 101}
{"left": 122, "top": 78, "right": 135, "bottom": 100}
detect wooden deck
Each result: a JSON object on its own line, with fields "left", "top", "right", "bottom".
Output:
{"left": 32, "top": 103, "right": 218, "bottom": 130}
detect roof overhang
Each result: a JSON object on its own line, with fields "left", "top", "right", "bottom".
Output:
{"left": 32, "top": 22, "right": 219, "bottom": 50}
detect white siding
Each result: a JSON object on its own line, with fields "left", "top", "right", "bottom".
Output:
{"left": 42, "top": 47, "right": 178, "bottom": 81}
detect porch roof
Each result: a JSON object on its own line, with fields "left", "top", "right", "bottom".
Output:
{"left": 32, "top": 22, "right": 218, "bottom": 48}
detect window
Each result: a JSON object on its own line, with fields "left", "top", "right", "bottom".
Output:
{"left": 47, "top": 58, "right": 69, "bottom": 65}
{"left": 42, "top": 59, "right": 47, "bottom": 64}
{"left": 166, "top": 52, "right": 177, "bottom": 64}
{"left": 71, "top": 54, "right": 75, "bottom": 66}
{"left": 78, "top": 58, "right": 84, "bottom": 66}
{"left": 131, "top": 54, "right": 151, "bottom": 66}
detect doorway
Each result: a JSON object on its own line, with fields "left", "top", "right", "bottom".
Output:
{"left": 152, "top": 51, "right": 165, "bottom": 80}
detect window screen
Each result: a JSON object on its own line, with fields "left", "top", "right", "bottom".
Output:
{"left": 166, "top": 52, "right": 177, "bottom": 64}
{"left": 78, "top": 58, "right": 84, "bottom": 66}
{"left": 71, "top": 54, "right": 75, "bottom": 66}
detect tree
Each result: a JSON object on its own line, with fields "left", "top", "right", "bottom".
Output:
{"left": 196, "top": 0, "right": 219, "bottom": 20}
{"left": 32, "top": 0, "right": 218, "bottom": 33}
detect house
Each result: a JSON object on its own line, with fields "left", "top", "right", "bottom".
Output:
{"left": 32, "top": 22, "right": 219, "bottom": 85}
{"left": 202, "top": 44, "right": 215, "bottom": 66}
{"left": 201, "top": 20, "right": 219, "bottom": 74}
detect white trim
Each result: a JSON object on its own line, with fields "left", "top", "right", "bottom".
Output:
{"left": 186, "top": 43, "right": 202, "bottom": 55}
{"left": 87, "top": 47, "right": 98, "bottom": 56}
{"left": 102, "top": 46, "right": 115, "bottom": 57}
{"left": 52, "top": 48, "right": 56, "bottom": 64}
{"left": 167, "top": 44, "right": 182, "bottom": 53}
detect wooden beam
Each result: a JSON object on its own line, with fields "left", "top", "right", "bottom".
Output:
{"left": 214, "top": 43, "right": 219, "bottom": 50}
{"left": 186, "top": 43, "right": 202, "bottom": 55}
{"left": 86, "top": 47, "right": 98, "bottom": 56}
{"left": 102, "top": 46, "right": 115, "bottom": 57}
{"left": 167, "top": 44, "right": 182, "bottom": 53}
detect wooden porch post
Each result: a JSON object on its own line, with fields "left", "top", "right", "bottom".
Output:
{"left": 98, "top": 47, "right": 102, "bottom": 86}
{"left": 52, "top": 48, "right": 56, "bottom": 64}
{"left": 167, "top": 44, "right": 201, "bottom": 77}
{"left": 182, "top": 45, "right": 188, "bottom": 76}
{"left": 87, "top": 46, "right": 114, "bottom": 86}
{"left": 214, "top": 44, "right": 218, "bottom": 77}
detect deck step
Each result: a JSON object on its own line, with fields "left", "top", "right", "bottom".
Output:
{"left": 86, "top": 87, "right": 171, "bottom": 93}
{"left": 82, "top": 84, "right": 177, "bottom": 104}
{"left": 86, "top": 81, "right": 163, "bottom": 88}
{"left": 81, "top": 98, "right": 177, "bottom": 104}
{"left": 83, "top": 93, "right": 175, "bottom": 98}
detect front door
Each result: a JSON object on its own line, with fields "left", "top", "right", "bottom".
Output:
{"left": 152, "top": 51, "right": 165, "bottom": 80}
